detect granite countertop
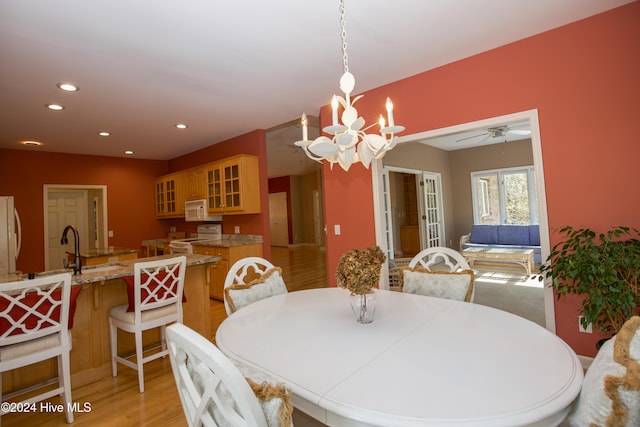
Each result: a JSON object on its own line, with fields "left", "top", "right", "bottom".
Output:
{"left": 0, "top": 253, "right": 221, "bottom": 285}
{"left": 66, "top": 246, "right": 139, "bottom": 258}
{"left": 191, "top": 234, "right": 263, "bottom": 248}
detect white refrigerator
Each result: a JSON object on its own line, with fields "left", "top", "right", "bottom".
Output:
{"left": 0, "top": 196, "right": 21, "bottom": 275}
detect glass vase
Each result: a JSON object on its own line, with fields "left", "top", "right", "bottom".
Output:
{"left": 350, "top": 289, "right": 377, "bottom": 324}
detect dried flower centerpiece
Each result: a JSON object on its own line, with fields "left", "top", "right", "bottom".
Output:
{"left": 336, "top": 245, "right": 386, "bottom": 323}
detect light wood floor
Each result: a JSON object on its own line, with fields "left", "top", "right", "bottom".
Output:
{"left": 3, "top": 246, "right": 327, "bottom": 427}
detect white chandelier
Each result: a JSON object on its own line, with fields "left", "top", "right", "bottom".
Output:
{"left": 295, "top": 0, "right": 404, "bottom": 171}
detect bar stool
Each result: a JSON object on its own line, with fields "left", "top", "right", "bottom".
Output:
{"left": 109, "top": 256, "right": 186, "bottom": 393}
{"left": 0, "top": 273, "right": 76, "bottom": 424}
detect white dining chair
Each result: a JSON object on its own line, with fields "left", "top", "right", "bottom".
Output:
{"left": 166, "top": 323, "right": 294, "bottom": 427}
{"left": 0, "top": 273, "right": 75, "bottom": 424}
{"left": 223, "top": 257, "right": 288, "bottom": 315}
{"left": 561, "top": 316, "right": 640, "bottom": 427}
{"left": 404, "top": 247, "right": 475, "bottom": 302}
{"left": 109, "top": 255, "right": 186, "bottom": 393}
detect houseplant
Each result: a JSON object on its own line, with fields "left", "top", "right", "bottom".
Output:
{"left": 336, "top": 245, "right": 386, "bottom": 323}
{"left": 540, "top": 225, "right": 640, "bottom": 335}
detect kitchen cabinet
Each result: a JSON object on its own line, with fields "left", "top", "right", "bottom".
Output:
{"left": 192, "top": 242, "right": 263, "bottom": 300}
{"left": 185, "top": 166, "right": 207, "bottom": 201}
{"left": 155, "top": 173, "right": 185, "bottom": 218}
{"left": 205, "top": 154, "right": 261, "bottom": 215}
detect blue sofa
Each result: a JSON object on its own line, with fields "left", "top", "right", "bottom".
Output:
{"left": 460, "top": 224, "right": 542, "bottom": 265}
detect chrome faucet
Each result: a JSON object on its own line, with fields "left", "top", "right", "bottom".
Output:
{"left": 61, "top": 225, "right": 82, "bottom": 275}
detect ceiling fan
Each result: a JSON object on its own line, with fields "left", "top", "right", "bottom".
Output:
{"left": 456, "top": 124, "right": 531, "bottom": 143}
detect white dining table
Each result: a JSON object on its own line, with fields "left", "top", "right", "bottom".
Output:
{"left": 215, "top": 288, "right": 583, "bottom": 427}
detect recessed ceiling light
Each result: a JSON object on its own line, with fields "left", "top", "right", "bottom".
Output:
{"left": 57, "top": 83, "right": 79, "bottom": 92}
{"left": 124, "top": 150, "right": 134, "bottom": 155}
{"left": 98, "top": 131, "right": 110, "bottom": 137}
{"left": 21, "top": 140, "right": 42, "bottom": 146}
{"left": 46, "top": 104, "right": 64, "bottom": 111}
{"left": 175, "top": 123, "right": 188, "bottom": 129}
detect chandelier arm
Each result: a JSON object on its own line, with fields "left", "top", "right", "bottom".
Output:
{"left": 360, "top": 122, "right": 383, "bottom": 134}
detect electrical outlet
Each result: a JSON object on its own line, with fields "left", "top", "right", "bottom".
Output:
{"left": 234, "top": 226, "right": 240, "bottom": 234}
{"left": 578, "top": 316, "right": 592, "bottom": 333}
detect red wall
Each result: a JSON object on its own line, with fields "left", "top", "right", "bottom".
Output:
{"left": 321, "top": 2, "right": 640, "bottom": 357}
{"left": 0, "top": 131, "right": 271, "bottom": 273}
{"left": 0, "top": 149, "right": 167, "bottom": 273}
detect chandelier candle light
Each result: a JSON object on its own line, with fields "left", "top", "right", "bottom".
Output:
{"left": 295, "top": 0, "right": 404, "bottom": 171}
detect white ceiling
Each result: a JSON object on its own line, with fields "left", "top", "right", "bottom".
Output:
{"left": 0, "top": 0, "right": 634, "bottom": 176}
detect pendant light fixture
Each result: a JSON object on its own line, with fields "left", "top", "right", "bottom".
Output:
{"left": 295, "top": 0, "right": 404, "bottom": 171}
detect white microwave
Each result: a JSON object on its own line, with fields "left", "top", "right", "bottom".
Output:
{"left": 184, "top": 199, "right": 222, "bottom": 222}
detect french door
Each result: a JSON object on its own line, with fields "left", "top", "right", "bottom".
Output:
{"left": 421, "top": 172, "right": 444, "bottom": 248}
{"left": 381, "top": 168, "right": 444, "bottom": 262}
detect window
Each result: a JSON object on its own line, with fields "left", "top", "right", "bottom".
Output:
{"left": 471, "top": 166, "right": 537, "bottom": 225}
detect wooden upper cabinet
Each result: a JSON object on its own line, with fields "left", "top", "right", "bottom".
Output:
{"left": 155, "top": 154, "right": 260, "bottom": 218}
{"left": 154, "top": 173, "right": 186, "bottom": 218}
{"left": 206, "top": 154, "right": 260, "bottom": 215}
{"left": 185, "top": 166, "right": 207, "bottom": 201}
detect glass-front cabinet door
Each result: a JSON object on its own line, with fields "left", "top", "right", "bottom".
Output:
{"left": 154, "top": 173, "right": 185, "bottom": 218}
{"left": 207, "top": 167, "right": 223, "bottom": 211}
{"left": 155, "top": 180, "right": 165, "bottom": 216}
{"left": 205, "top": 154, "right": 261, "bottom": 215}
{"left": 223, "top": 162, "right": 241, "bottom": 211}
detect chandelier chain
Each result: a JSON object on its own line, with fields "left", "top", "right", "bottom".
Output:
{"left": 294, "top": 0, "right": 404, "bottom": 171}
{"left": 340, "top": 0, "right": 349, "bottom": 73}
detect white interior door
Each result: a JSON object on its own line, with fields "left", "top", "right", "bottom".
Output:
{"left": 269, "top": 192, "right": 289, "bottom": 247}
{"left": 420, "top": 172, "right": 444, "bottom": 248}
{"left": 47, "top": 191, "right": 89, "bottom": 270}
{"left": 381, "top": 168, "right": 395, "bottom": 262}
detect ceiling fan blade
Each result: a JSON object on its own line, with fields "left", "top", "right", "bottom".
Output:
{"left": 507, "top": 129, "right": 532, "bottom": 135}
{"left": 456, "top": 131, "right": 490, "bottom": 143}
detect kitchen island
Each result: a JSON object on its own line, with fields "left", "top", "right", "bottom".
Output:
{"left": 190, "top": 234, "right": 263, "bottom": 300}
{"left": 1, "top": 253, "right": 220, "bottom": 393}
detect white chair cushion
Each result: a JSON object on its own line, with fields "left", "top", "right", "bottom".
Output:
{"left": 402, "top": 268, "right": 475, "bottom": 302}
{"left": 109, "top": 304, "right": 178, "bottom": 324}
{"left": 0, "top": 330, "right": 72, "bottom": 361}
{"left": 225, "top": 268, "right": 287, "bottom": 314}
{"left": 568, "top": 316, "right": 640, "bottom": 427}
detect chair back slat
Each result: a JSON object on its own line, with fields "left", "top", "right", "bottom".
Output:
{"left": 408, "top": 247, "right": 471, "bottom": 272}
{"left": 230, "top": 258, "right": 274, "bottom": 285}
{"left": 166, "top": 323, "right": 269, "bottom": 427}
{"left": 133, "top": 256, "right": 186, "bottom": 320}
{"left": 0, "top": 273, "right": 71, "bottom": 347}
{"left": 0, "top": 272, "right": 75, "bottom": 423}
